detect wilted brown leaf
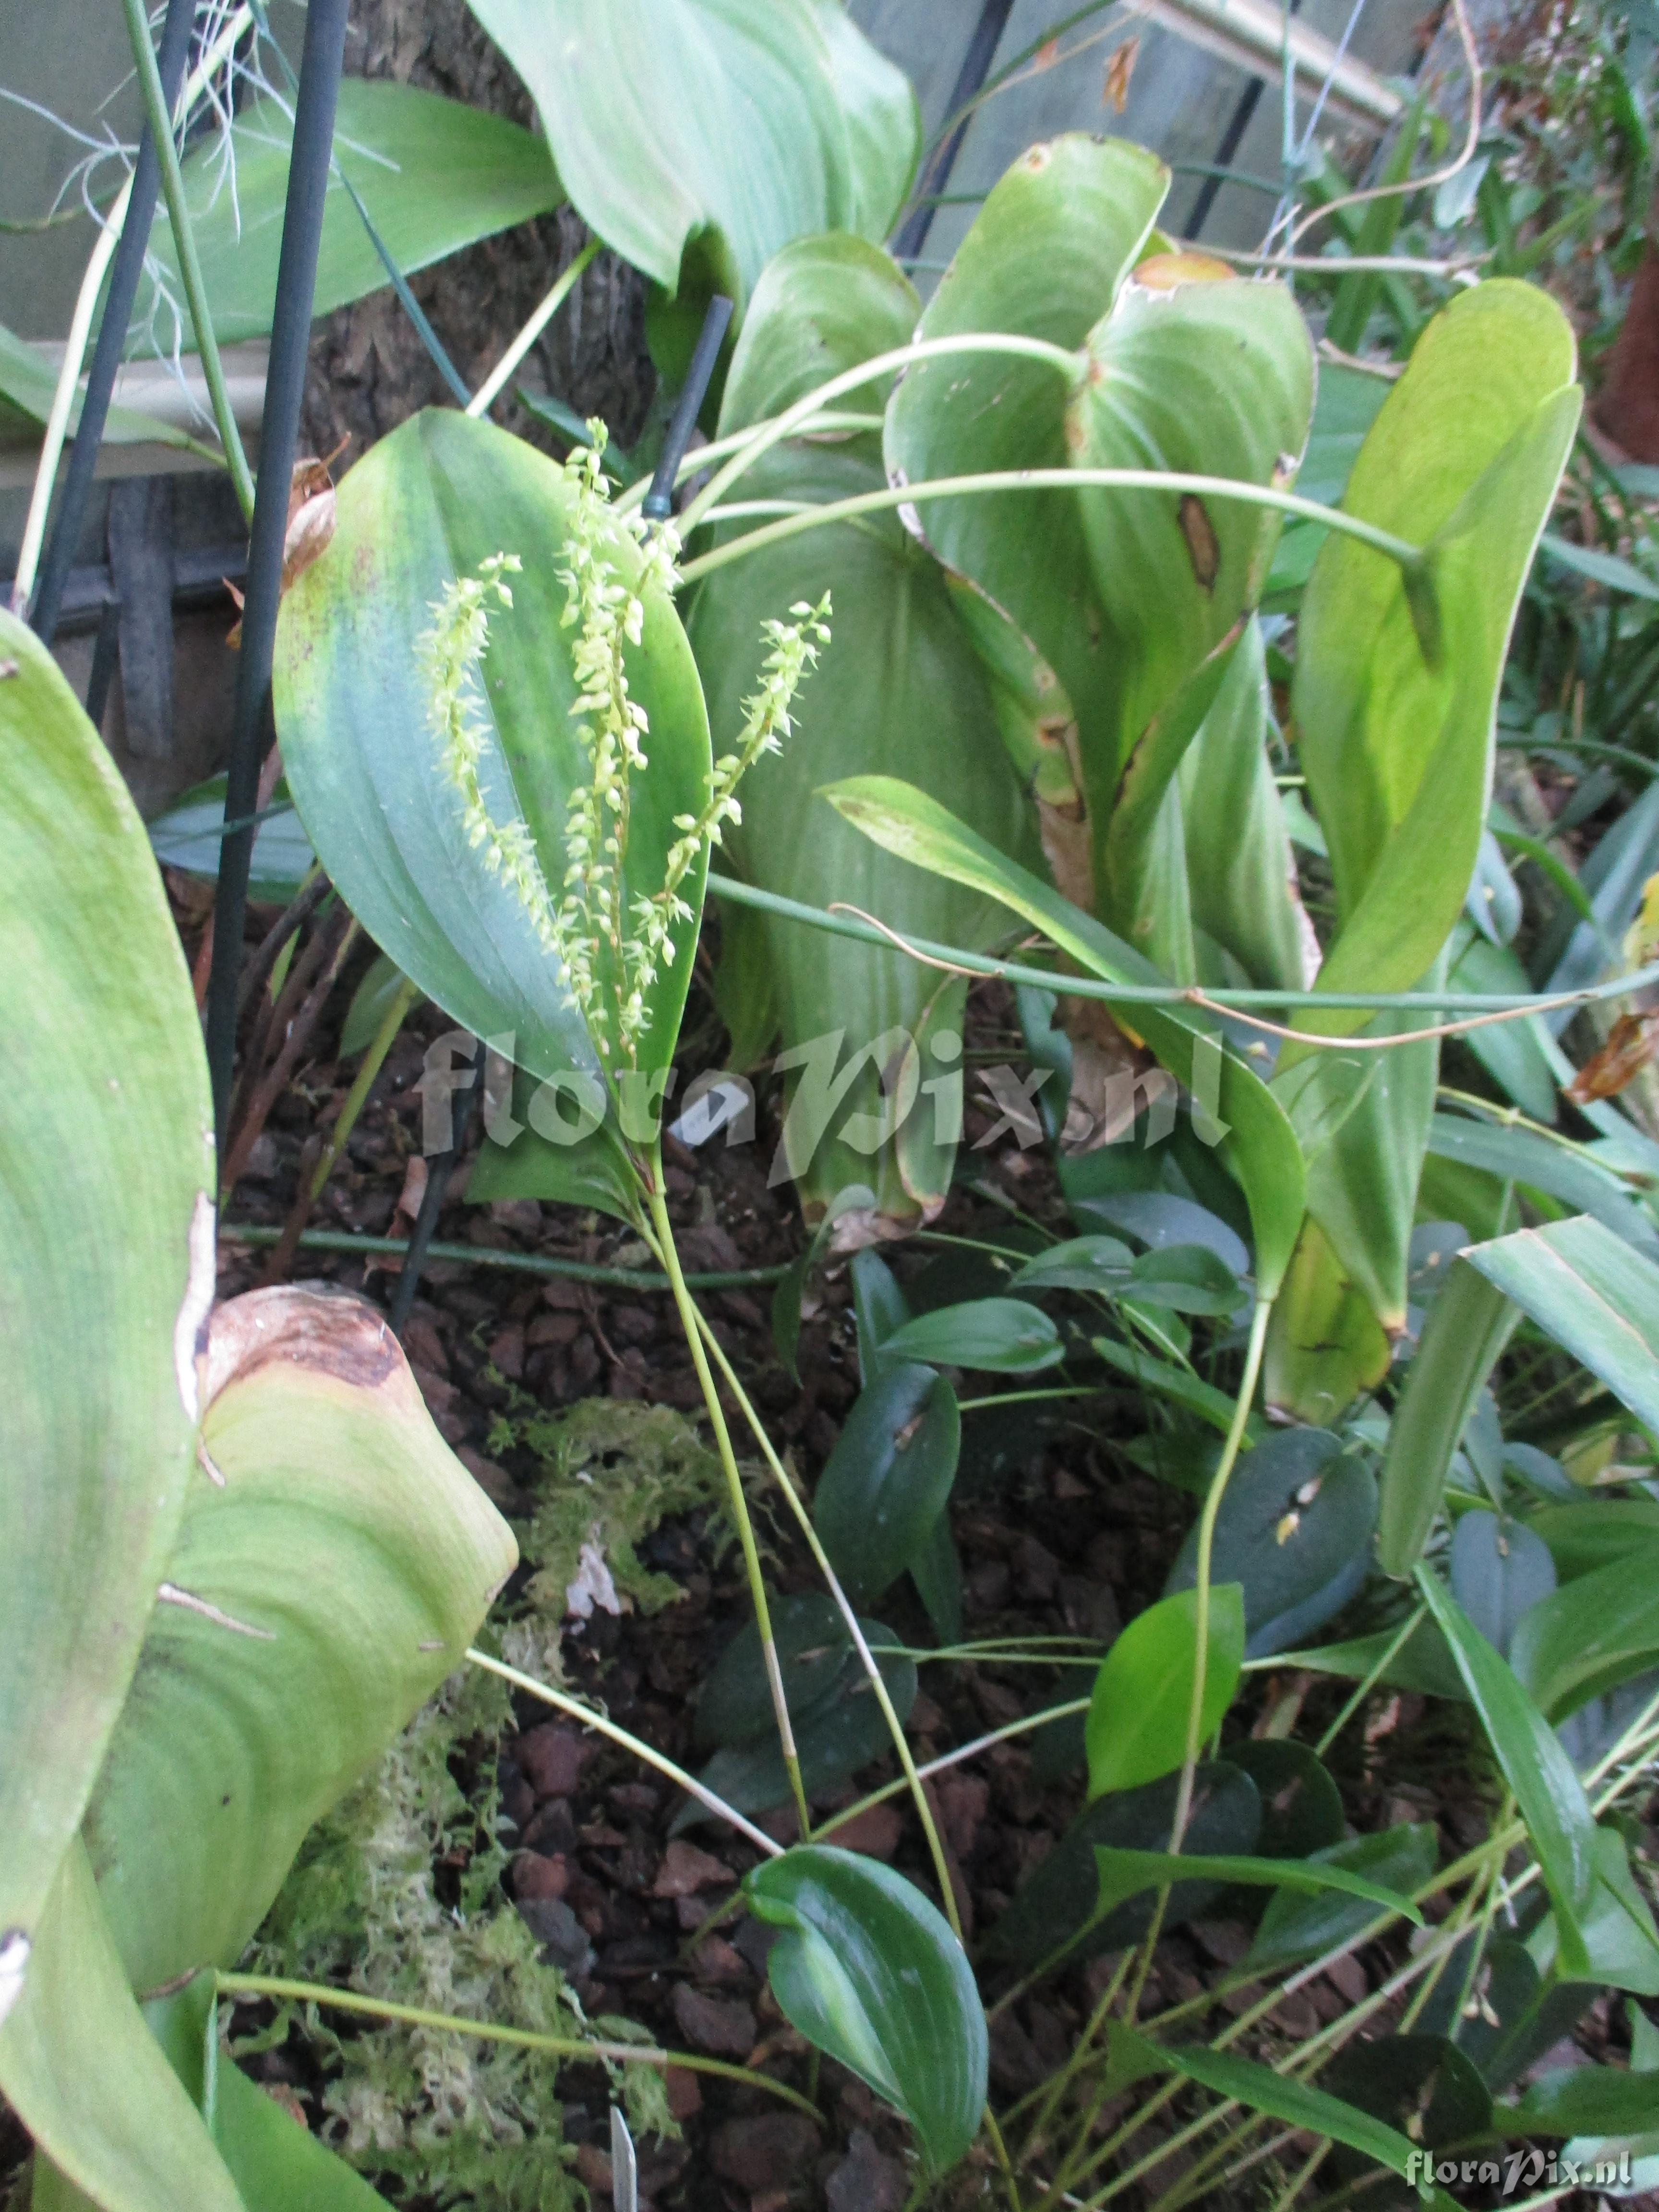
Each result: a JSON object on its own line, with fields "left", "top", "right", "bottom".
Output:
{"left": 1566, "top": 1010, "right": 1659, "bottom": 1103}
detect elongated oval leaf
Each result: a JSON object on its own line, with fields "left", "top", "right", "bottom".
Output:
{"left": 148, "top": 79, "right": 562, "bottom": 347}
{"left": 882, "top": 1297, "right": 1062, "bottom": 1374}
{"left": 1509, "top": 1543, "right": 1659, "bottom": 1721}
{"left": 1093, "top": 1846, "right": 1420, "bottom": 1925}
{"left": 719, "top": 231, "right": 917, "bottom": 432}
{"left": 276, "top": 408, "right": 710, "bottom": 1123}
{"left": 745, "top": 1846, "right": 985, "bottom": 2175}
{"left": 1086, "top": 1585, "right": 1245, "bottom": 1799}
{"left": 1514, "top": 2066, "right": 1659, "bottom": 2135}
{"left": 814, "top": 1365, "right": 960, "bottom": 1606}
{"left": 1449, "top": 1509, "right": 1557, "bottom": 1661}
{"left": 1417, "top": 1566, "right": 1596, "bottom": 1972}
{"left": 1462, "top": 1214, "right": 1659, "bottom": 1431}
{"left": 0, "top": 612, "right": 214, "bottom": 2018}
{"left": 1246, "top": 1825, "right": 1439, "bottom": 1973}
{"left": 466, "top": 0, "right": 916, "bottom": 308}
{"left": 820, "top": 775, "right": 1306, "bottom": 1296}
{"left": 80, "top": 1286, "right": 517, "bottom": 1996}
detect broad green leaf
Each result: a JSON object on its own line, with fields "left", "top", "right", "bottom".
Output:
{"left": 1086, "top": 1585, "right": 1245, "bottom": 1799}
{"left": 0, "top": 1845, "right": 241, "bottom": 2212}
{"left": 1293, "top": 283, "right": 1581, "bottom": 1029}
{"left": 0, "top": 320, "right": 205, "bottom": 453}
{"left": 466, "top": 0, "right": 917, "bottom": 309}
{"left": 1447, "top": 925, "right": 1561, "bottom": 1122}
{"left": 1011, "top": 1235, "right": 1136, "bottom": 1293}
{"left": 1125, "top": 1245, "right": 1245, "bottom": 1316}
{"left": 882, "top": 1297, "right": 1062, "bottom": 1374}
{"left": 1113, "top": 2026, "right": 1423, "bottom": 2182}
{"left": 821, "top": 775, "right": 1306, "bottom": 1296}
{"left": 984, "top": 1762, "right": 1261, "bottom": 1966}
{"left": 1417, "top": 1567, "right": 1596, "bottom": 1971}
{"left": 1246, "top": 1826, "right": 1439, "bottom": 1972}
{"left": 1320, "top": 2034, "right": 1492, "bottom": 2176}
{"left": 338, "top": 951, "right": 411, "bottom": 1059}
{"left": 1263, "top": 1217, "right": 1391, "bottom": 1426}
{"left": 146, "top": 777, "right": 314, "bottom": 903}
{"left": 1377, "top": 1256, "right": 1519, "bottom": 1576}
{"left": 697, "top": 1590, "right": 867, "bottom": 1748}
{"left": 1464, "top": 1215, "right": 1659, "bottom": 1429}
{"left": 1223, "top": 1738, "right": 1345, "bottom": 1857}
{"left": 81, "top": 1285, "right": 516, "bottom": 1996}
{"left": 851, "top": 1247, "right": 913, "bottom": 1383}
{"left": 1178, "top": 618, "right": 1310, "bottom": 993}
{"left": 1514, "top": 2066, "right": 1659, "bottom": 2135}
{"left": 744, "top": 1846, "right": 985, "bottom": 2175}
{"left": 1543, "top": 1827, "right": 1659, "bottom": 1996}
{"left": 0, "top": 612, "right": 214, "bottom": 2015}
{"left": 1166, "top": 1428, "right": 1378, "bottom": 1658}
{"left": 1449, "top": 1510, "right": 1557, "bottom": 1660}
{"left": 275, "top": 408, "right": 710, "bottom": 1144}
{"left": 814, "top": 1365, "right": 960, "bottom": 1606}
{"left": 1093, "top": 1845, "right": 1420, "bottom": 1925}
{"left": 1426, "top": 1116, "right": 1659, "bottom": 1258}
{"left": 718, "top": 232, "right": 917, "bottom": 431}
{"left": 148, "top": 79, "right": 562, "bottom": 348}
{"left": 1528, "top": 1499, "right": 1659, "bottom": 1581}
{"left": 690, "top": 428, "right": 1039, "bottom": 1231}
{"left": 1509, "top": 1543, "right": 1659, "bottom": 1720}
{"left": 1276, "top": 1621, "right": 1467, "bottom": 1703}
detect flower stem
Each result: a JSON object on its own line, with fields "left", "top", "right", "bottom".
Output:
{"left": 645, "top": 1152, "right": 811, "bottom": 1841}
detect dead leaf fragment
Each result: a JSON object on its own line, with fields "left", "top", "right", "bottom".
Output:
{"left": 1103, "top": 36, "right": 1138, "bottom": 111}
{"left": 1566, "top": 1010, "right": 1659, "bottom": 1104}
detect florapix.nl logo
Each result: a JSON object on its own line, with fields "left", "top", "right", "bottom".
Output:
{"left": 1405, "top": 2147, "right": 1636, "bottom": 2197}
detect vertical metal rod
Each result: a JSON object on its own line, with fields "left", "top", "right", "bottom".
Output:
{"left": 641, "top": 293, "right": 733, "bottom": 524}
{"left": 204, "top": 0, "right": 351, "bottom": 1154}
{"left": 890, "top": 0, "right": 1014, "bottom": 264}
{"left": 84, "top": 600, "right": 122, "bottom": 730}
{"left": 29, "top": 0, "right": 196, "bottom": 646}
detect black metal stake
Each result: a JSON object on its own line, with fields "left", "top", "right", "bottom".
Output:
{"left": 29, "top": 0, "right": 196, "bottom": 646}
{"left": 387, "top": 1042, "right": 485, "bottom": 1336}
{"left": 642, "top": 293, "right": 734, "bottom": 524}
{"left": 204, "top": 0, "right": 351, "bottom": 1156}
{"left": 890, "top": 0, "right": 1015, "bottom": 265}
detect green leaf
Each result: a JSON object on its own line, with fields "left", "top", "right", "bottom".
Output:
{"left": 1461, "top": 1215, "right": 1659, "bottom": 1431}
{"left": 1320, "top": 2034, "right": 1492, "bottom": 2175}
{"left": 1275, "top": 1621, "right": 1467, "bottom": 1703}
{"left": 1113, "top": 2026, "right": 1424, "bottom": 2182}
{"left": 718, "top": 232, "right": 917, "bottom": 431}
{"left": 0, "top": 321, "right": 206, "bottom": 453}
{"left": 0, "top": 1845, "right": 241, "bottom": 2212}
{"left": 466, "top": 0, "right": 917, "bottom": 309}
{"left": 1426, "top": 1117, "right": 1659, "bottom": 1259}
{"left": 1222, "top": 1739, "right": 1345, "bottom": 1858}
{"left": 1417, "top": 1567, "right": 1596, "bottom": 1972}
{"left": 1538, "top": 533, "right": 1659, "bottom": 604}
{"left": 1125, "top": 1245, "right": 1245, "bottom": 1316}
{"left": 1527, "top": 1499, "right": 1659, "bottom": 1581}
{"left": 744, "top": 1845, "right": 984, "bottom": 2175}
{"left": 689, "top": 435, "right": 1039, "bottom": 1228}
{"left": 1086, "top": 1585, "right": 1245, "bottom": 1799}
{"left": 851, "top": 1247, "right": 913, "bottom": 1382}
{"left": 1178, "top": 617, "right": 1310, "bottom": 993}
{"left": 1448, "top": 1510, "right": 1557, "bottom": 1661}
{"left": 1446, "top": 926, "right": 1561, "bottom": 1123}
{"left": 882, "top": 1297, "right": 1062, "bottom": 1374}
{"left": 80, "top": 1285, "right": 516, "bottom": 1996}
{"left": 1293, "top": 282, "right": 1581, "bottom": 1028}
{"left": 814, "top": 1365, "right": 960, "bottom": 1606}
{"left": 1093, "top": 1845, "right": 1420, "bottom": 1925}
{"left": 275, "top": 408, "right": 709, "bottom": 1134}
{"left": 697, "top": 1591, "right": 864, "bottom": 1749}
{"left": 338, "top": 952, "right": 411, "bottom": 1059}
{"left": 148, "top": 79, "right": 562, "bottom": 347}
{"left": 820, "top": 775, "right": 1306, "bottom": 1296}
{"left": 1377, "top": 1254, "right": 1519, "bottom": 1577}
{"left": 1263, "top": 1217, "right": 1392, "bottom": 1427}
{"left": 984, "top": 1762, "right": 1261, "bottom": 1967}
{"left": 146, "top": 777, "right": 314, "bottom": 904}
{"left": 1166, "top": 1429, "right": 1377, "bottom": 1658}
{"left": 1092, "top": 1332, "right": 1269, "bottom": 1440}
{"left": 1509, "top": 1544, "right": 1659, "bottom": 1720}
{"left": 0, "top": 613, "right": 214, "bottom": 2017}
{"left": 1246, "top": 1826, "right": 1439, "bottom": 1972}
{"left": 1514, "top": 2066, "right": 1659, "bottom": 2135}
{"left": 1011, "top": 1235, "right": 1135, "bottom": 1293}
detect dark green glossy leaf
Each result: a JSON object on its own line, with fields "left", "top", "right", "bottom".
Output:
{"left": 468, "top": 0, "right": 917, "bottom": 309}
{"left": 985, "top": 1762, "right": 1260, "bottom": 1966}
{"left": 1010, "top": 1235, "right": 1135, "bottom": 1294}
{"left": 909, "top": 1509, "right": 964, "bottom": 1645}
{"left": 1092, "top": 1333, "right": 1267, "bottom": 1441}
{"left": 0, "top": 612, "right": 214, "bottom": 2018}
{"left": 1446, "top": 925, "right": 1560, "bottom": 1124}
{"left": 1417, "top": 1567, "right": 1595, "bottom": 1972}
{"left": 1449, "top": 1509, "right": 1557, "bottom": 1660}
{"left": 744, "top": 1846, "right": 984, "bottom": 2175}
{"left": 1293, "top": 282, "right": 1581, "bottom": 1028}
{"left": 697, "top": 1591, "right": 864, "bottom": 1750}
{"left": 276, "top": 409, "right": 709, "bottom": 1124}
{"left": 1377, "top": 1256, "right": 1518, "bottom": 1577}
{"left": 1125, "top": 1244, "right": 1245, "bottom": 1316}
{"left": 1527, "top": 1499, "right": 1659, "bottom": 1582}
{"left": 1463, "top": 1215, "right": 1659, "bottom": 1431}
{"left": 1167, "top": 1429, "right": 1377, "bottom": 1659}
{"left": 814, "top": 1365, "right": 961, "bottom": 1606}
{"left": 1094, "top": 1845, "right": 1419, "bottom": 1925}
{"left": 1246, "top": 1826, "right": 1439, "bottom": 1972}
{"left": 1510, "top": 1545, "right": 1659, "bottom": 1721}
{"left": 821, "top": 776, "right": 1306, "bottom": 1296}
{"left": 1414, "top": 1931, "right": 1548, "bottom": 2088}
{"left": 1222, "top": 1739, "right": 1345, "bottom": 1858}
{"left": 1320, "top": 2034, "right": 1492, "bottom": 2177}
{"left": 1276, "top": 1620, "right": 1466, "bottom": 1703}
{"left": 1076, "top": 1192, "right": 1250, "bottom": 1275}
{"left": 81, "top": 1286, "right": 517, "bottom": 1996}
{"left": 1086, "top": 1585, "right": 1245, "bottom": 1799}
{"left": 882, "top": 1297, "right": 1062, "bottom": 1374}
{"left": 1513, "top": 2065, "right": 1659, "bottom": 2135}
{"left": 718, "top": 232, "right": 917, "bottom": 430}
{"left": 149, "top": 79, "right": 562, "bottom": 347}
{"left": 338, "top": 951, "right": 410, "bottom": 1059}
{"left": 851, "top": 1248, "right": 912, "bottom": 1382}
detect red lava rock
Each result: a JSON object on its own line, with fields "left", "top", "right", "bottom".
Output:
{"left": 401, "top": 1315, "right": 448, "bottom": 1373}
{"left": 815, "top": 1803, "right": 903, "bottom": 1861}
{"left": 652, "top": 1839, "right": 731, "bottom": 1898}
{"left": 409, "top": 1363, "right": 465, "bottom": 1441}
{"left": 488, "top": 1198, "right": 542, "bottom": 1236}
{"left": 527, "top": 1310, "right": 580, "bottom": 1348}
{"left": 708, "top": 2114, "right": 821, "bottom": 2195}
{"left": 934, "top": 1775, "right": 989, "bottom": 1863}
{"left": 692, "top": 1935, "right": 751, "bottom": 1986}
{"left": 608, "top": 1781, "right": 661, "bottom": 1820}
{"left": 665, "top": 2065, "right": 702, "bottom": 2121}
{"left": 456, "top": 1446, "right": 517, "bottom": 1510}
{"left": 487, "top": 1322, "right": 526, "bottom": 1380}
{"left": 510, "top": 1851, "right": 569, "bottom": 1902}
{"left": 826, "top": 2128, "right": 907, "bottom": 2212}
{"left": 514, "top": 1723, "right": 591, "bottom": 1800}
{"left": 752, "top": 2191, "right": 791, "bottom": 2212}
{"left": 670, "top": 1983, "right": 756, "bottom": 2058}
{"left": 906, "top": 1691, "right": 945, "bottom": 1736}
{"left": 1011, "top": 1534, "right": 1060, "bottom": 1602}
{"left": 572, "top": 2142, "right": 612, "bottom": 2192}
